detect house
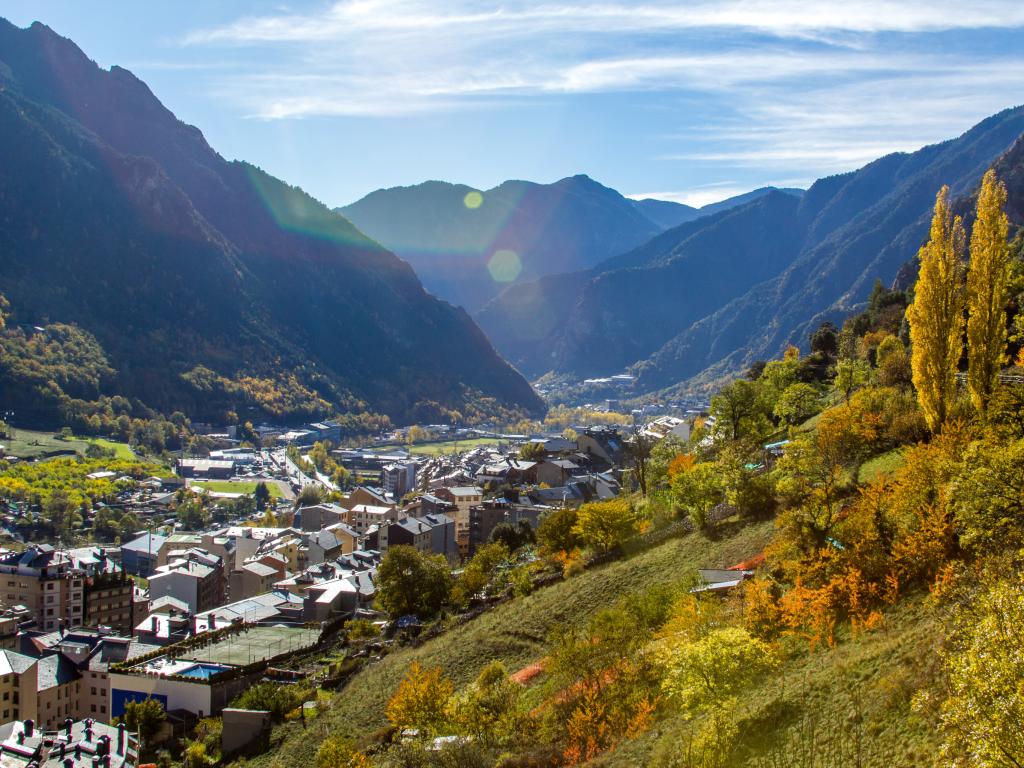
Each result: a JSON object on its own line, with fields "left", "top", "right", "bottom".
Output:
{"left": 534, "top": 459, "right": 581, "bottom": 487}
{"left": 305, "top": 523, "right": 361, "bottom": 564}
{"left": 382, "top": 463, "right": 417, "bottom": 498}
{"left": 176, "top": 459, "right": 235, "bottom": 479}
{"left": 421, "top": 514, "right": 458, "bottom": 562}
{"left": 0, "top": 718, "right": 139, "bottom": 768}
{"left": 641, "top": 416, "right": 693, "bottom": 443}
{"left": 119, "top": 534, "right": 167, "bottom": 577}
{"left": 576, "top": 427, "right": 624, "bottom": 468}
{"left": 148, "top": 550, "right": 225, "bottom": 615}
{"left": 343, "top": 504, "right": 398, "bottom": 535}
{"left": 228, "top": 562, "right": 280, "bottom": 602}
{"left": 378, "top": 517, "right": 433, "bottom": 555}
{"left": 193, "top": 591, "right": 304, "bottom": 634}
{"left": 0, "top": 546, "right": 86, "bottom": 632}
{"left": 434, "top": 487, "right": 483, "bottom": 556}
{"left": 293, "top": 503, "right": 345, "bottom": 532}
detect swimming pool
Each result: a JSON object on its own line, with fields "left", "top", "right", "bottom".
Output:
{"left": 177, "top": 663, "right": 231, "bottom": 679}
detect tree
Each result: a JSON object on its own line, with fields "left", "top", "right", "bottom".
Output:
{"left": 376, "top": 546, "right": 452, "bottom": 618}
{"left": 773, "top": 383, "right": 821, "bottom": 426}
{"left": 967, "top": 169, "right": 1012, "bottom": 413}
{"left": 937, "top": 578, "right": 1024, "bottom": 767}
{"left": 450, "top": 662, "right": 526, "bottom": 744}
{"left": 671, "top": 462, "right": 723, "bottom": 531}
{"left": 232, "top": 682, "right": 302, "bottom": 721}
{"left": 907, "top": 185, "right": 966, "bottom": 433}
{"left": 710, "top": 379, "right": 767, "bottom": 442}
{"left": 572, "top": 498, "right": 639, "bottom": 552}
{"left": 658, "top": 627, "right": 776, "bottom": 710}
{"left": 489, "top": 520, "right": 534, "bottom": 551}
{"left": 536, "top": 507, "right": 580, "bottom": 554}
{"left": 315, "top": 737, "right": 370, "bottom": 768}
{"left": 123, "top": 698, "right": 167, "bottom": 744}
{"left": 293, "top": 484, "right": 325, "bottom": 508}
{"left": 833, "top": 358, "right": 870, "bottom": 405}
{"left": 254, "top": 481, "right": 271, "bottom": 510}
{"left": 950, "top": 437, "right": 1024, "bottom": 555}
{"left": 810, "top": 321, "right": 839, "bottom": 358}
{"left": 519, "top": 441, "right": 546, "bottom": 460}
{"left": 386, "top": 662, "right": 454, "bottom": 736}
{"left": 625, "top": 428, "right": 657, "bottom": 496}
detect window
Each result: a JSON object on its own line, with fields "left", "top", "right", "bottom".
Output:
{"left": 3, "top": 692, "right": 8, "bottom": 700}
{"left": 100, "top": 705, "right": 106, "bottom": 714}
{"left": 2, "top": 710, "right": 7, "bottom": 719}
{"left": 91, "top": 687, "right": 96, "bottom": 695}
{"left": 91, "top": 705, "right": 96, "bottom": 713}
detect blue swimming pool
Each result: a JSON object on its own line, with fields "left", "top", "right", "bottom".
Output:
{"left": 178, "top": 663, "right": 231, "bottom": 679}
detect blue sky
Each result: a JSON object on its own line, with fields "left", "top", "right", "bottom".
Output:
{"left": 6, "top": 1, "right": 1024, "bottom": 207}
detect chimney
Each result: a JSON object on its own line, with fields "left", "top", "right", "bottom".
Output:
{"left": 75, "top": 745, "right": 81, "bottom": 759}
{"left": 24, "top": 719, "right": 34, "bottom": 737}
{"left": 117, "top": 724, "right": 125, "bottom": 756}
{"left": 209, "top": 614, "right": 216, "bottom": 629}
{"left": 16, "top": 732, "right": 23, "bottom": 745}
{"left": 84, "top": 725, "right": 92, "bottom": 743}
{"left": 60, "top": 743, "right": 66, "bottom": 758}
{"left": 64, "top": 760, "right": 74, "bottom": 768}
{"left": 65, "top": 718, "right": 73, "bottom": 737}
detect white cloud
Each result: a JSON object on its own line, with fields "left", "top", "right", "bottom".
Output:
{"left": 627, "top": 185, "right": 755, "bottom": 207}
{"left": 178, "top": 0, "right": 1024, "bottom": 190}
{"left": 184, "top": 0, "right": 1024, "bottom": 45}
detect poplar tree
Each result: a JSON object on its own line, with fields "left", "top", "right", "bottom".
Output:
{"left": 966, "top": 169, "right": 1011, "bottom": 413}
{"left": 907, "top": 186, "right": 965, "bottom": 433}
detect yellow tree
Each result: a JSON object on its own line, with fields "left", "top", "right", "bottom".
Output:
{"left": 967, "top": 169, "right": 1011, "bottom": 413}
{"left": 907, "top": 186, "right": 965, "bottom": 433}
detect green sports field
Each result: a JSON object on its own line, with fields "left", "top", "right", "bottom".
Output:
{"left": 182, "top": 625, "right": 320, "bottom": 666}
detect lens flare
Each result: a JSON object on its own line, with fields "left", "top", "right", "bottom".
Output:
{"left": 487, "top": 249, "right": 521, "bottom": 283}
{"left": 463, "top": 190, "right": 484, "bottom": 209}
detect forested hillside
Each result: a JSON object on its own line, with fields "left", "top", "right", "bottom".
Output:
{"left": 248, "top": 170, "right": 1024, "bottom": 767}
{"left": 0, "top": 19, "right": 543, "bottom": 429}
{"left": 478, "top": 108, "right": 1024, "bottom": 395}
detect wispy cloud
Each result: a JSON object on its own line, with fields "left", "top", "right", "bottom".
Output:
{"left": 185, "top": 0, "right": 1024, "bottom": 44}
{"left": 179, "top": 0, "right": 1024, "bottom": 189}
{"left": 627, "top": 184, "right": 755, "bottom": 207}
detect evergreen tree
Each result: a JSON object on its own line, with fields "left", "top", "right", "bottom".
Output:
{"left": 907, "top": 186, "right": 965, "bottom": 433}
{"left": 966, "top": 169, "right": 1011, "bottom": 413}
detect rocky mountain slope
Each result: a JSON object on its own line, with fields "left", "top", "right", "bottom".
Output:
{"left": 0, "top": 18, "right": 544, "bottom": 425}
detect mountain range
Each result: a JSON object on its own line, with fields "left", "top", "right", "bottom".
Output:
{"left": 340, "top": 178, "right": 800, "bottom": 311}
{"left": 0, "top": 18, "right": 544, "bottom": 426}
{"left": 476, "top": 107, "right": 1024, "bottom": 393}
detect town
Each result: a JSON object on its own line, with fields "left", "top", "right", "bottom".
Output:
{"left": 0, "top": 408, "right": 708, "bottom": 766}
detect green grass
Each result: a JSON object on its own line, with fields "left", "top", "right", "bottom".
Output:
{"left": 859, "top": 448, "right": 907, "bottom": 484}
{"left": 596, "top": 595, "right": 942, "bottom": 767}
{"left": 252, "top": 521, "right": 775, "bottom": 768}
{"left": 375, "top": 437, "right": 508, "bottom": 456}
{"left": 2, "top": 428, "right": 90, "bottom": 458}
{"left": 1, "top": 429, "right": 134, "bottom": 461}
{"left": 191, "top": 480, "right": 282, "bottom": 497}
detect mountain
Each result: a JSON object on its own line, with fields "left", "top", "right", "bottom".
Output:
{"left": 478, "top": 109, "right": 1024, "bottom": 391}
{"left": 339, "top": 179, "right": 798, "bottom": 311}
{"left": 0, "top": 18, "right": 544, "bottom": 426}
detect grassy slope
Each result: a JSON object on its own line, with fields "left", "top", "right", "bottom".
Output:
{"left": 1, "top": 429, "right": 134, "bottom": 460}
{"left": 191, "top": 479, "right": 283, "bottom": 497}
{"left": 374, "top": 437, "right": 507, "bottom": 456}
{"left": 596, "top": 595, "right": 941, "bottom": 767}
{"left": 252, "top": 522, "right": 776, "bottom": 768}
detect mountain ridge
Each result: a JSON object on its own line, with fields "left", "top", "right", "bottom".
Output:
{"left": 0, "top": 17, "right": 545, "bottom": 426}
{"left": 340, "top": 175, "right": 801, "bottom": 311}
{"left": 477, "top": 107, "right": 1024, "bottom": 393}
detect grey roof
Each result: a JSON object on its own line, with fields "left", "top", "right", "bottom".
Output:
{"left": 122, "top": 533, "right": 168, "bottom": 553}
{"left": 0, "top": 648, "right": 36, "bottom": 675}
{"left": 36, "top": 653, "right": 78, "bottom": 691}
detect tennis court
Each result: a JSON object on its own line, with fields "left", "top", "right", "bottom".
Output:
{"left": 181, "top": 625, "right": 321, "bottom": 666}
